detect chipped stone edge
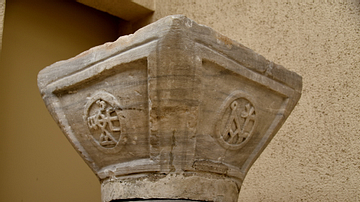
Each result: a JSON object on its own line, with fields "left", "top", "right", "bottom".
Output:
{"left": 36, "top": 14, "right": 303, "bottom": 185}
{"left": 37, "top": 15, "right": 302, "bottom": 94}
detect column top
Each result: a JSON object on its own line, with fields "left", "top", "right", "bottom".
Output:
{"left": 38, "top": 15, "right": 302, "bottom": 202}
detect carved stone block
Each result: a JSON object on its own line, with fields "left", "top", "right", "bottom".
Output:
{"left": 38, "top": 15, "right": 302, "bottom": 202}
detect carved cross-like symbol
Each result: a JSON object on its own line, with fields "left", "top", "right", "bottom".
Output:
{"left": 87, "top": 100, "right": 120, "bottom": 147}
{"left": 222, "top": 100, "right": 256, "bottom": 145}
{"left": 240, "top": 103, "right": 256, "bottom": 136}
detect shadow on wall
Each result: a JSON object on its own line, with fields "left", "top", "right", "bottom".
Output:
{"left": 0, "top": 1, "right": 121, "bottom": 202}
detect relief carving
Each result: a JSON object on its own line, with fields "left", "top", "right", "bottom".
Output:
{"left": 216, "top": 91, "right": 257, "bottom": 150}
{"left": 84, "top": 91, "right": 126, "bottom": 153}
{"left": 37, "top": 15, "right": 302, "bottom": 202}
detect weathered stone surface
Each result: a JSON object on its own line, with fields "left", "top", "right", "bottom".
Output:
{"left": 0, "top": 0, "right": 5, "bottom": 54}
{"left": 38, "top": 15, "right": 302, "bottom": 202}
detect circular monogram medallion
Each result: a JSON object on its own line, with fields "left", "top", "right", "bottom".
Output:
{"left": 216, "top": 91, "right": 257, "bottom": 150}
{"left": 84, "top": 91, "right": 125, "bottom": 153}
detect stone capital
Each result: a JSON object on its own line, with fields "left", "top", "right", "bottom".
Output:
{"left": 38, "top": 15, "right": 302, "bottom": 202}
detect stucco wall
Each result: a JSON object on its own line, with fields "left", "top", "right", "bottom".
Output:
{"left": 151, "top": 1, "right": 360, "bottom": 201}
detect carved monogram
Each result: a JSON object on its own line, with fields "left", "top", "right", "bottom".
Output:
{"left": 84, "top": 91, "right": 125, "bottom": 153}
{"left": 216, "top": 92, "right": 257, "bottom": 150}
{"left": 87, "top": 100, "right": 120, "bottom": 147}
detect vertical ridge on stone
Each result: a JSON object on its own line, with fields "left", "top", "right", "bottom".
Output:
{"left": 38, "top": 15, "right": 302, "bottom": 202}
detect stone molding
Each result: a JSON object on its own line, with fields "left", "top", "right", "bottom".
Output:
{"left": 38, "top": 15, "right": 302, "bottom": 202}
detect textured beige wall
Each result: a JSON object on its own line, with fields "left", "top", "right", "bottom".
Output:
{"left": 151, "top": 1, "right": 360, "bottom": 201}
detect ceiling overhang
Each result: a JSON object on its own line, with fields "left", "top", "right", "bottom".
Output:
{"left": 76, "top": 0, "right": 154, "bottom": 21}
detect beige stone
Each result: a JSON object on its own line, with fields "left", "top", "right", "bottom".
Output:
{"left": 0, "top": 0, "right": 5, "bottom": 54}
{"left": 38, "top": 15, "right": 301, "bottom": 202}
